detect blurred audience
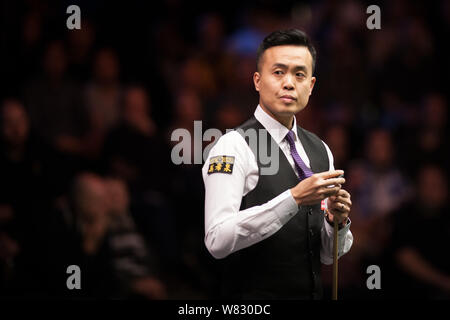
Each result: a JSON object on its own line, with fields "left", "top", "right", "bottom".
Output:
{"left": 83, "top": 48, "right": 123, "bottom": 159}
{"left": 348, "top": 129, "right": 411, "bottom": 260}
{"left": 0, "top": 98, "right": 62, "bottom": 296}
{"left": 45, "top": 173, "right": 167, "bottom": 299}
{"left": 102, "top": 85, "right": 177, "bottom": 275}
{"left": 323, "top": 128, "right": 412, "bottom": 298}
{"left": 104, "top": 177, "right": 167, "bottom": 299}
{"left": 390, "top": 165, "right": 450, "bottom": 299}
{"left": 323, "top": 124, "right": 351, "bottom": 172}
{"left": 23, "top": 40, "right": 87, "bottom": 155}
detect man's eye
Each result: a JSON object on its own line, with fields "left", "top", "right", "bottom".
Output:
{"left": 274, "top": 71, "right": 283, "bottom": 75}
{"left": 296, "top": 73, "right": 305, "bottom": 78}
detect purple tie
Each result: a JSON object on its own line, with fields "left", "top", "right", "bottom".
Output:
{"left": 285, "top": 130, "right": 313, "bottom": 180}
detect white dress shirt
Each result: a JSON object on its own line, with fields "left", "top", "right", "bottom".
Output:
{"left": 202, "top": 105, "right": 353, "bottom": 264}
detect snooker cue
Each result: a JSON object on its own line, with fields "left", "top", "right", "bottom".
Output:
{"left": 332, "top": 218, "right": 339, "bottom": 300}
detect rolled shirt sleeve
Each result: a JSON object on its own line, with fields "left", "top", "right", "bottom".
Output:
{"left": 203, "top": 131, "right": 299, "bottom": 259}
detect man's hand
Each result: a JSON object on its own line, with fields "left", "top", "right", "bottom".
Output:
{"left": 132, "top": 276, "right": 168, "bottom": 300}
{"left": 327, "top": 189, "right": 352, "bottom": 225}
{"left": 290, "top": 170, "right": 345, "bottom": 206}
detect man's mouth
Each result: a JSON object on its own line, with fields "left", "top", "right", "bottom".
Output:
{"left": 280, "top": 95, "right": 297, "bottom": 103}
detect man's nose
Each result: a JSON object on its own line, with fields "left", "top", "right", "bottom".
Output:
{"left": 283, "top": 74, "right": 294, "bottom": 90}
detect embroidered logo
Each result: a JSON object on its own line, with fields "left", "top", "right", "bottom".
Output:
{"left": 207, "top": 155, "right": 235, "bottom": 175}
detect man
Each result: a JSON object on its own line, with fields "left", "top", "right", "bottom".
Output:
{"left": 392, "top": 165, "right": 450, "bottom": 298}
{"left": 202, "top": 29, "right": 353, "bottom": 299}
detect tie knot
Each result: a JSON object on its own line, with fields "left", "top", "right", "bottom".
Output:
{"left": 285, "top": 130, "right": 296, "bottom": 144}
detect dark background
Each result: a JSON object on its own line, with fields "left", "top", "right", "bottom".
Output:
{"left": 0, "top": 0, "right": 449, "bottom": 299}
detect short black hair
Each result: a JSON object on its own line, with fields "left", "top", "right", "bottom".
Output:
{"left": 256, "top": 29, "right": 317, "bottom": 74}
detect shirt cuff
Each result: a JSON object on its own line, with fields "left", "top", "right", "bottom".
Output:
{"left": 272, "top": 189, "right": 299, "bottom": 225}
{"left": 323, "top": 216, "right": 352, "bottom": 237}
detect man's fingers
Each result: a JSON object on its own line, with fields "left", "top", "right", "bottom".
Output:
{"left": 334, "top": 195, "right": 352, "bottom": 206}
{"left": 321, "top": 177, "right": 345, "bottom": 187}
{"left": 336, "top": 189, "right": 351, "bottom": 198}
{"left": 330, "top": 202, "right": 350, "bottom": 213}
{"left": 331, "top": 198, "right": 350, "bottom": 210}
{"left": 321, "top": 186, "right": 341, "bottom": 198}
{"left": 317, "top": 170, "right": 344, "bottom": 179}
{"left": 342, "top": 198, "right": 352, "bottom": 207}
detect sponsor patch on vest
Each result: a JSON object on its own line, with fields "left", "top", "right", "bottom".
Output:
{"left": 207, "top": 155, "right": 235, "bottom": 175}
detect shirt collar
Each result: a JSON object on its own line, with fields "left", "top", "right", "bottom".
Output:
{"left": 254, "top": 104, "right": 299, "bottom": 145}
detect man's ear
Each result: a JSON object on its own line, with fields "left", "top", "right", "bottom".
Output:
{"left": 309, "top": 77, "right": 316, "bottom": 96}
{"left": 253, "top": 72, "right": 261, "bottom": 92}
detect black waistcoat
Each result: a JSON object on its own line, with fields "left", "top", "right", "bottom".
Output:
{"left": 221, "top": 116, "right": 330, "bottom": 300}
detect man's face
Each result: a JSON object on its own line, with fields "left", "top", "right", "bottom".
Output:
{"left": 1, "top": 101, "right": 29, "bottom": 147}
{"left": 254, "top": 45, "right": 316, "bottom": 126}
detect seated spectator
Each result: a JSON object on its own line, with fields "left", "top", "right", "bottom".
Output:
{"left": 104, "top": 177, "right": 167, "bottom": 299}
{"left": 102, "top": 86, "right": 177, "bottom": 271}
{"left": 391, "top": 165, "right": 450, "bottom": 299}
{"left": 82, "top": 48, "right": 123, "bottom": 159}
{"left": 102, "top": 85, "right": 160, "bottom": 193}
{"left": 49, "top": 173, "right": 167, "bottom": 299}
{"left": 23, "top": 40, "right": 88, "bottom": 156}
{"left": 0, "top": 98, "right": 63, "bottom": 296}
{"left": 347, "top": 128, "right": 411, "bottom": 259}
